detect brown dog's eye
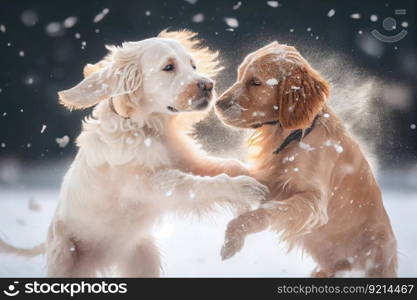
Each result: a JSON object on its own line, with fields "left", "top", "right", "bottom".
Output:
{"left": 163, "top": 64, "right": 175, "bottom": 72}
{"left": 250, "top": 79, "right": 261, "bottom": 86}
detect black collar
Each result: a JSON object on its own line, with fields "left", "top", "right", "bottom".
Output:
{"left": 273, "top": 115, "right": 320, "bottom": 154}
{"left": 250, "top": 115, "right": 320, "bottom": 155}
{"left": 250, "top": 120, "right": 279, "bottom": 129}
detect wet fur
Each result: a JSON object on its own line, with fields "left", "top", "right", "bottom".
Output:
{"left": 216, "top": 42, "right": 397, "bottom": 277}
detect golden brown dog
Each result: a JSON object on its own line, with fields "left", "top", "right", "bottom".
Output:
{"left": 215, "top": 42, "right": 397, "bottom": 277}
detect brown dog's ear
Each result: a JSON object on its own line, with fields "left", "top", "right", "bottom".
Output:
{"left": 276, "top": 64, "right": 329, "bottom": 130}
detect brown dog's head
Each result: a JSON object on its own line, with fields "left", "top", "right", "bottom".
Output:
{"left": 215, "top": 42, "right": 329, "bottom": 130}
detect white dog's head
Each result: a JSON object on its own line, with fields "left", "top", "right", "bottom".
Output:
{"left": 58, "top": 30, "right": 222, "bottom": 118}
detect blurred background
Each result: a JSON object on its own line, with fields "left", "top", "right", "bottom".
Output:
{"left": 0, "top": 0, "right": 416, "bottom": 277}
{"left": 0, "top": 0, "right": 416, "bottom": 186}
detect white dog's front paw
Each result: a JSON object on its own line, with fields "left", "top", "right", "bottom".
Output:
{"left": 229, "top": 176, "right": 268, "bottom": 206}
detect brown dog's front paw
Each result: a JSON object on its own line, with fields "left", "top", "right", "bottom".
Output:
{"left": 221, "top": 235, "right": 245, "bottom": 260}
{"left": 220, "top": 217, "right": 248, "bottom": 260}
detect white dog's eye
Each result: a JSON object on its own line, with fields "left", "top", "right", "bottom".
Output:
{"left": 163, "top": 64, "right": 175, "bottom": 72}
{"left": 191, "top": 64, "right": 196, "bottom": 70}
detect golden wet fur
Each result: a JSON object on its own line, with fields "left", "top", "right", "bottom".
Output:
{"left": 215, "top": 42, "right": 397, "bottom": 277}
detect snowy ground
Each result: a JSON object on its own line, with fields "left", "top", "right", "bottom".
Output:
{"left": 0, "top": 187, "right": 416, "bottom": 277}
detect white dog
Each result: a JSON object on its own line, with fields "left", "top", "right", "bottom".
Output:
{"left": 0, "top": 30, "right": 266, "bottom": 277}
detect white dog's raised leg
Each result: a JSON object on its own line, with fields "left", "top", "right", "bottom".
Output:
{"left": 46, "top": 220, "right": 101, "bottom": 277}
{"left": 118, "top": 237, "right": 161, "bottom": 277}
{"left": 151, "top": 169, "right": 267, "bottom": 214}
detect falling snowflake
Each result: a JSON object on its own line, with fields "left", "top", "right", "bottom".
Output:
{"left": 144, "top": 138, "right": 152, "bottom": 147}
{"left": 350, "top": 13, "right": 361, "bottom": 19}
{"left": 266, "top": 78, "right": 278, "bottom": 86}
{"left": 0, "top": 24, "right": 6, "bottom": 32}
{"left": 266, "top": 1, "right": 279, "bottom": 8}
{"left": 233, "top": 1, "right": 242, "bottom": 10}
{"left": 192, "top": 13, "right": 204, "bottom": 23}
{"left": 327, "top": 9, "right": 336, "bottom": 18}
{"left": 93, "top": 8, "right": 110, "bottom": 23}
{"left": 56, "top": 135, "right": 70, "bottom": 148}
{"left": 370, "top": 14, "right": 378, "bottom": 22}
{"left": 28, "top": 198, "right": 41, "bottom": 212}
{"left": 189, "top": 191, "right": 196, "bottom": 199}
{"left": 335, "top": 145, "right": 344, "bottom": 153}
{"left": 125, "top": 137, "right": 134, "bottom": 145}
{"left": 224, "top": 17, "right": 239, "bottom": 28}
{"left": 45, "top": 22, "right": 64, "bottom": 37}
{"left": 19, "top": 51, "right": 25, "bottom": 57}
{"left": 21, "top": 10, "right": 38, "bottom": 27}
{"left": 25, "top": 76, "right": 34, "bottom": 85}
{"left": 324, "top": 140, "right": 332, "bottom": 146}
{"left": 299, "top": 142, "right": 315, "bottom": 151}
{"left": 63, "top": 16, "right": 78, "bottom": 28}
{"left": 145, "top": 11, "right": 151, "bottom": 16}
{"left": 40, "top": 125, "right": 47, "bottom": 134}
{"left": 411, "top": 124, "right": 416, "bottom": 130}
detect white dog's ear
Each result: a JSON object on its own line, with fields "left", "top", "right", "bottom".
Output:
{"left": 58, "top": 66, "right": 117, "bottom": 109}
{"left": 83, "top": 61, "right": 107, "bottom": 77}
{"left": 58, "top": 47, "right": 142, "bottom": 110}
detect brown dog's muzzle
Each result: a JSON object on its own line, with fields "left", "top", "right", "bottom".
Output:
{"left": 215, "top": 97, "right": 233, "bottom": 111}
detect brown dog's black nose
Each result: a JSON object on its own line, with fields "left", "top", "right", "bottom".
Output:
{"left": 198, "top": 80, "right": 214, "bottom": 92}
{"left": 216, "top": 99, "right": 233, "bottom": 111}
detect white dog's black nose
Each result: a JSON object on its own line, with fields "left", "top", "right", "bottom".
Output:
{"left": 198, "top": 80, "right": 214, "bottom": 92}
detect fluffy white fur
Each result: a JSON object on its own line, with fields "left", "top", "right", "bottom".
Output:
{"left": 52, "top": 31, "right": 269, "bottom": 277}
{"left": 0, "top": 30, "right": 267, "bottom": 277}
